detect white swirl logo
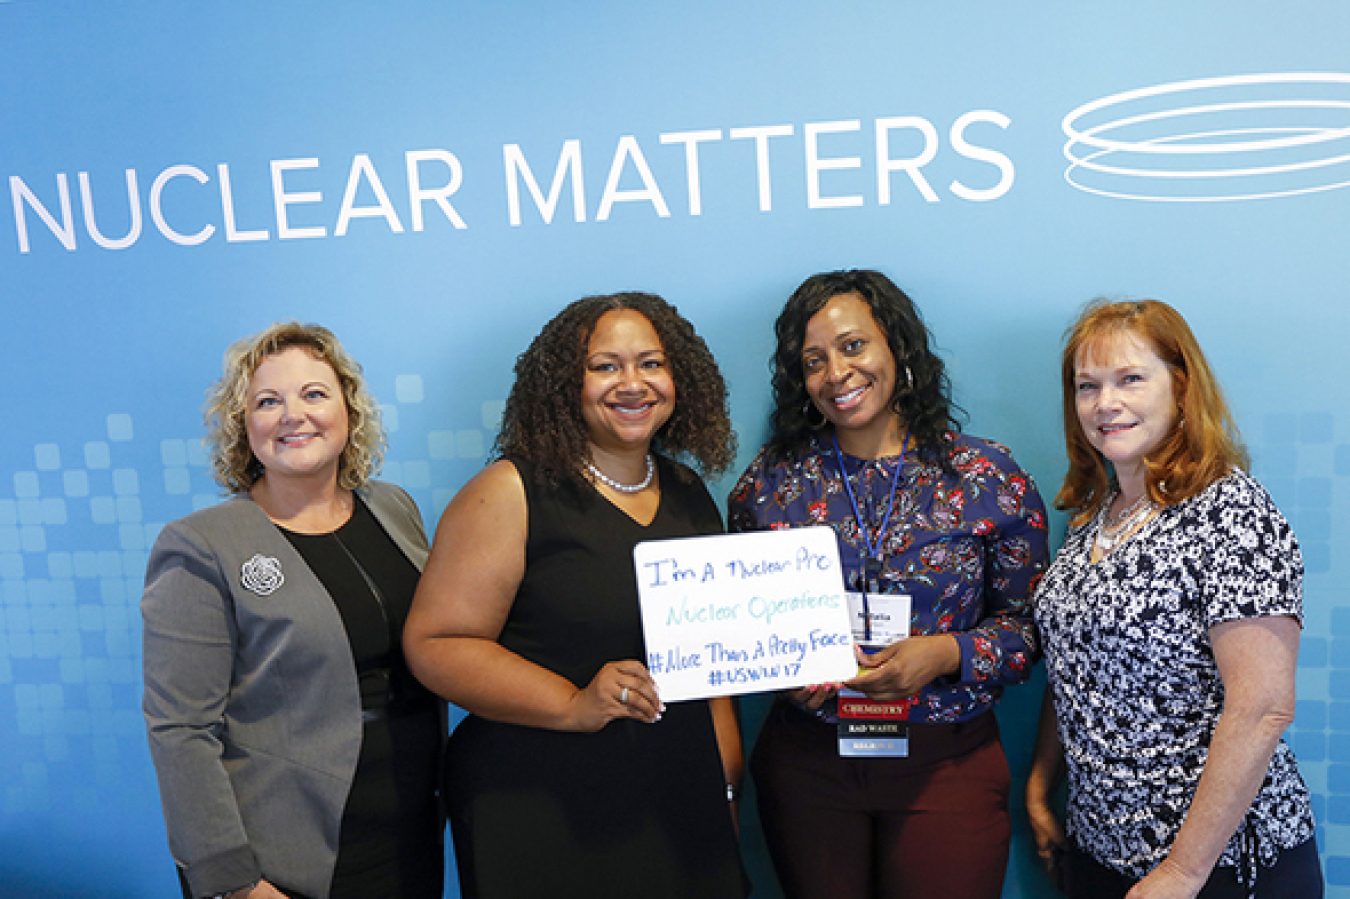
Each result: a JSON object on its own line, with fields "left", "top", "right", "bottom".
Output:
{"left": 1062, "top": 72, "right": 1350, "bottom": 202}
{"left": 240, "top": 554, "right": 285, "bottom": 596}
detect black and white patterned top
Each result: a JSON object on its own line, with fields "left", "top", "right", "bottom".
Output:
{"left": 1034, "top": 469, "right": 1315, "bottom": 879}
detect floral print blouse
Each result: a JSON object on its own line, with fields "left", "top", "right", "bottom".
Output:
{"left": 727, "top": 431, "right": 1049, "bottom": 724}
{"left": 1033, "top": 469, "right": 1315, "bottom": 880}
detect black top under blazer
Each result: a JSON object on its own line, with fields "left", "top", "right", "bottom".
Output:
{"left": 142, "top": 481, "right": 431, "bottom": 899}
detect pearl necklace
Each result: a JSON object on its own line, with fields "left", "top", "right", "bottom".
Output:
{"left": 585, "top": 454, "right": 654, "bottom": 494}
{"left": 1094, "top": 492, "right": 1157, "bottom": 554}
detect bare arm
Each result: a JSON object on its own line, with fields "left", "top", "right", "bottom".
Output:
{"left": 710, "top": 696, "right": 743, "bottom": 830}
{"left": 711, "top": 696, "right": 743, "bottom": 787}
{"left": 403, "top": 460, "right": 660, "bottom": 732}
{"left": 1127, "top": 615, "right": 1300, "bottom": 899}
{"left": 1025, "top": 683, "right": 1068, "bottom": 872}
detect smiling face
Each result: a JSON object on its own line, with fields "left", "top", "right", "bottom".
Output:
{"left": 1073, "top": 331, "right": 1179, "bottom": 487}
{"left": 579, "top": 310, "right": 675, "bottom": 457}
{"left": 801, "top": 292, "right": 902, "bottom": 457}
{"left": 245, "top": 346, "right": 350, "bottom": 487}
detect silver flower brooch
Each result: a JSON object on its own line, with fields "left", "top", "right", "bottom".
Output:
{"left": 240, "top": 554, "right": 285, "bottom": 596}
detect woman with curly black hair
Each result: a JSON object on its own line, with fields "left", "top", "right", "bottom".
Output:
{"left": 728, "top": 269, "right": 1049, "bottom": 899}
{"left": 405, "top": 292, "right": 746, "bottom": 898}
{"left": 493, "top": 290, "right": 736, "bottom": 485}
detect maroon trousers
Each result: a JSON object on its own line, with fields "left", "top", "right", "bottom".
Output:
{"left": 751, "top": 702, "right": 1010, "bottom": 899}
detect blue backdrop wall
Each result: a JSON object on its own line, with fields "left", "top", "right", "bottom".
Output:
{"left": 2, "top": 3, "right": 1348, "bottom": 896}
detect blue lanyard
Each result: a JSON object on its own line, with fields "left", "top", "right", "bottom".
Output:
{"left": 832, "top": 430, "right": 908, "bottom": 643}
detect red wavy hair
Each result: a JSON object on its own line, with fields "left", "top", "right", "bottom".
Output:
{"left": 1056, "top": 299, "right": 1248, "bottom": 526}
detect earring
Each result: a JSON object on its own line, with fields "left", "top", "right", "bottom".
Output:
{"left": 904, "top": 365, "right": 914, "bottom": 391}
{"left": 803, "top": 399, "right": 827, "bottom": 430}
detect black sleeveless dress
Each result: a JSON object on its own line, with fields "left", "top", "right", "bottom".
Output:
{"left": 443, "top": 456, "right": 746, "bottom": 898}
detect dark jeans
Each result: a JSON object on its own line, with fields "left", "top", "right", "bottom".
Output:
{"left": 1067, "top": 836, "right": 1323, "bottom": 899}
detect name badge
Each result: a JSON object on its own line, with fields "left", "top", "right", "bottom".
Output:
{"left": 845, "top": 591, "right": 911, "bottom": 649}
{"left": 839, "top": 592, "right": 914, "bottom": 756}
{"left": 837, "top": 720, "right": 910, "bottom": 757}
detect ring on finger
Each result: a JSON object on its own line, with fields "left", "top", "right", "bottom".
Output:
{"left": 619, "top": 686, "right": 629, "bottom": 704}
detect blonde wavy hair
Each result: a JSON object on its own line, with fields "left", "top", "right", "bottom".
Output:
{"left": 205, "top": 322, "right": 385, "bottom": 493}
{"left": 1057, "top": 298, "right": 1248, "bottom": 526}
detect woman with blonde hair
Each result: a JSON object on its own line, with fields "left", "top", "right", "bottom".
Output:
{"left": 1027, "top": 299, "right": 1321, "bottom": 898}
{"left": 143, "top": 322, "right": 443, "bottom": 899}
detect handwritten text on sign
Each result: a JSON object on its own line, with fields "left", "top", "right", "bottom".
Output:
{"left": 634, "top": 527, "right": 855, "bottom": 701}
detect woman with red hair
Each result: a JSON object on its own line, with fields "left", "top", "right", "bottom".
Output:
{"left": 1026, "top": 299, "right": 1321, "bottom": 898}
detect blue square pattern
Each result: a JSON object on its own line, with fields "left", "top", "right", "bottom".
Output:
{"left": 13, "top": 471, "right": 40, "bottom": 499}
{"left": 1302, "top": 636, "right": 1329, "bottom": 668}
{"left": 84, "top": 442, "right": 111, "bottom": 469}
{"left": 428, "top": 431, "right": 457, "bottom": 460}
{"left": 1333, "top": 608, "right": 1350, "bottom": 638}
{"left": 1299, "top": 700, "right": 1330, "bottom": 731}
{"left": 1328, "top": 854, "right": 1350, "bottom": 887}
{"left": 1252, "top": 440, "right": 1296, "bottom": 475}
{"left": 1299, "top": 412, "right": 1334, "bottom": 444}
{"left": 160, "top": 439, "right": 188, "bottom": 467}
{"left": 457, "top": 430, "right": 486, "bottom": 458}
{"left": 1328, "top": 795, "right": 1350, "bottom": 826}
{"left": 395, "top": 374, "right": 424, "bottom": 404}
{"left": 1262, "top": 476, "right": 1296, "bottom": 511}
{"left": 1333, "top": 733, "right": 1350, "bottom": 764}
{"left": 1331, "top": 764, "right": 1350, "bottom": 795}
{"left": 1264, "top": 412, "right": 1299, "bottom": 444}
{"left": 34, "top": 444, "right": 61, "bottom": 471}
{"left": 63, "top": 470, "right": 89, "bottom": 497}
{"left": 1295, "top": 730, "right": 1328, "bottom": 762}
{"left": 1256, "top": 443, "right": 1298, "bottom": 475}
{"left": 1335, "top": 444, "right": 1350, "bottom": 477}
{"left": 1335, "top": 703, "right": 1350, "bottom": 732}
{"left": 1298, "top": 477, "right": 1334, "bottom": 509}
{"left": 1331, "top": 670, "right": 1350, "bottom": 701}
{"left": 106, "top": 414, "right": 133, "bottom": 442}
{"left": 1296, "top": 508, "right": 1333, "bottom": 542}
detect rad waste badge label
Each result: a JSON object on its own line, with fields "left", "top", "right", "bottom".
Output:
{"left": 634, "top": 526, "right": 855, "bottom": 702}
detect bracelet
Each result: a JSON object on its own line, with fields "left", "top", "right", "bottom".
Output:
{"left": 790, "top": 696, "right": 832, "bottom": 721}
{"left": 726, "top": 782, "right": 740, "bottom": 803}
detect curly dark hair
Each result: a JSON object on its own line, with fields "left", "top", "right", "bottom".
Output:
{"left": 495, "top": 291, "right": 736, "bottom": 486}
{"left": 765, "top": 269, "right": 962, "bottom": 465}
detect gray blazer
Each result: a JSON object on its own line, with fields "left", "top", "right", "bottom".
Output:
{"left": 142, "top": 481, "right": 431, "bottom": 899}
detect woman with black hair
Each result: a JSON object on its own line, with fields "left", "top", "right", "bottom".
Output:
{"left": 728, "top": 269, "right": 1048, "bottom": 899}
{"left": 404, "top": 292, "right": 746, "bottom": 898}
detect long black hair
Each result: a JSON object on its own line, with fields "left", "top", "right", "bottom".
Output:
{"left": 766, "top": 269, "right": 961, "bottom": 464}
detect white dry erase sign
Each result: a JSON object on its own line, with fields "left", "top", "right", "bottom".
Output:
{"left": 634, "top": 526, "right": 855, "bottom": 701}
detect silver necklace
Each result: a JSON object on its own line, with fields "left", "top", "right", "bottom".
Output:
{"left": 1094, "top": 492, "right": 1157, "bottom": 553}
{"left": 585, "top": 454, "right": 654, "bottom": 494}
